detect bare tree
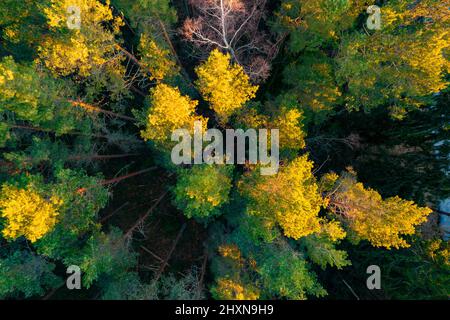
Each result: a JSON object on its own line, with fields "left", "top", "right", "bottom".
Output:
{"left": 181, "top": 0, "right": 277, "bottom": 83}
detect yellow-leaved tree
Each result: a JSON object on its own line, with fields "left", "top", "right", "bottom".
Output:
{"left": 139, "top": 83, "right": 207, "bottom": 151}
{"left": 336, "top": 0, "right": 449, "bottom": 118}
{"left": 195, "top": 49, "right": 258, "bottom": 124}
{"left": 271, "top": 107, "right": 306, "bottom": 151}
{"left": 238, "top": 155, "right": 324, "bottom": 240}
{"left": 210, "top": 244, "right": 260, "bottom": 300}
{"left": 138, "top": 34, "right": 178, "bottom": 81}
{"left": 321, "top": 171, "right": 432, "bottom": 249}
{"left": 233, "top": 105, "right": 306, "bottom": 153}
{"left": 0, "top": 183, "right": 62, "bottom": 243}
{"left": 38, "top": 0, "right": 123, "bottom": 77}
{"left": 211, "top": 278, "right": 260, "bottom": 300}
{"left": 173, "top": 165, "right": 233, "bottom": 219}
{"left": 275, "top": 0, "right": 372, "bottom": 46}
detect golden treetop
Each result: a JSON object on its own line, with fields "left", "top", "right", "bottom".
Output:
{"left": 38, "top": 0, "right": 123, "bottom": 77}
{"left": 0, "top": 184, "right": 62, "bottom": 243}
{"left": 324, "top": 172, "right": 432, "bottom": 249}
{"left": 195, "top": 49, "right": 258, "bottom": 124}
{"left": 138, "top": 34, "right": 178, "bottom": 81}
{"left": 212, "top": 278, "right": 260, "bottom": 300}
{"left": 239, "top": 155, "right": 324, "bottom": 240}
{"left": 140, "top": 83, "right": 207, "bottom": 150}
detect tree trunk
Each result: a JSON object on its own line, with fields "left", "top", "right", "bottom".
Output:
{"left": 1, "top": 154, "right": 139, "bottom": 171}
{"left": 100, "top": 167, "right": 157, "bottom": 186}
{"left": 68, "top": 99, "right": 135, "bottom": 121}
{"left": 8, "top": 123, "right": 138, "bottom": 142}
{"left": 67, "top": 153, "right": 140, "bottom": 161}
{"left": 153, "top": 223, "right": 187, "bottom": 282}
{"left": 124, "top": 190, "right": 169, "bottom": 239}
{"left": 77, "top": 167, "right": 157, "bottom": 194}
{"left": 100, "top": 202, "right": 129, "bottom": 223}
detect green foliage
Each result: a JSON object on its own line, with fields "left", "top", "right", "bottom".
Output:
{"left": 273, "top": 0, "right": 368, "bottom": 52}
{"left": 0, "top": 250, "right": 61, "bottom": 299}
{"left": 100, "top": 272, "right": 153, "bottom": 300}
{"left": 301, "top": 234, "right": 351, "bottom": 270}
{"left": 112, "top": 0, "right": 177, "bottom": 34}
{"left": 112, "top": 0, "right": 179, "bottom": 83}
{"left": 281, "top": 53, "right": 341, "bottom": 125}
{"left": 0, "top": 122, "right": 9, "bottom": 147}
{"left": 35, "top": 169, "right": 109, "bottom": 260}
{"left": 274, "top": 0, "right": 449, "bottom": 122}
{"left": 101, "top": 269, "right": 204, "bottom": 300}
{"left": 138, "top": 34, "right": 179, "bottom": 81}
{"left": 69, "top": 228, "right": 136, "bottom": 288}
{"left": 0, "top": 56, "right": 84, "bottom": 135}
{"left": 173, "top": 165, "right": 233, "bottom": 220}
{"left": 3, "top": 137, "right": 70, "bottom": 170}
{"left": 257, "top": 242, "right": 327, "bottom": 299}
{"left": 157, "top": 271, "right": 205, "bottom": 300}
{"left": 0, "top": 0, "right": 446, "bottom": 301}
{"left": 348, "top": 239, "right": 450, "bottom": 299}
{"left": 210, "top": 231, "right": 328, "bottom": 300}
{"left": 0, "top": 0, "right": 48, "bottom": 58}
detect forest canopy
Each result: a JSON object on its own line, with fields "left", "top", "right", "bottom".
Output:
{"left": 0, "top": 0, "right": 448, "bottom": 301}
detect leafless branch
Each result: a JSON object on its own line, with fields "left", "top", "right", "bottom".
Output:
{"left": 181, "top": 0, "right": 279, "bottom": 83}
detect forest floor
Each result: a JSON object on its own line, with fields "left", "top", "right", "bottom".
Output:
{"left": 48, "top": 153, "right": 209, "bottom": 299}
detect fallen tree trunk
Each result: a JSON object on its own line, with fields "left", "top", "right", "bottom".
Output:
{"left": 68, "top": 99, "right": 136, "bottom": 122}
{"left": 123, "top": 190, "right": 169, "bottom": 239}
{"left": 153, "top": 223, "right": 187, "bottom": 282}
{"left": 77, "top": 167, "right": 157, "bottom": 194}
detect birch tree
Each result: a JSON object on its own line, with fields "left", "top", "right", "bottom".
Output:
{"left": 182, "top": 0, "right": 276, "bottom": 82}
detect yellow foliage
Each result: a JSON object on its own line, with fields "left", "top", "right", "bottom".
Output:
{"left": 195, "top": 49, "right": 258, "bottom": 124}
{"left": 319, "top": 172, "right": 339, "bottom": 194}
{"left": 401, "top": 31, "right": 450, "bottom": 90}
{"left": 233, "top": 106, "right": 268, "bottom": 130}
{"left": 277, "top": 0, "right": 374, "bottom": 39}
{"left": 0, "top": 69, "right": 14, "bottom": 84}
{"left": 38, "top": 0, "right": 123, "bottom": 77}
{"left": 337, "top": 1, "right": 449, "bottom": 117}
{"left": 234, "top": 106, "right": 306, "bottom": 151}
{"left": 140, "top": 83, "right": 207, "bottom": 150}
{"left": 383, "top": 0, "right": 450, "bottom": 29}
{"left": 213, "top": 278, "right": 260, "bottom": 300}
{"left": 410, "top": 0, "right": 450, "bottom": 25}
{"left": 318, "top": 219, "right": 346, "bottom": 242}
{"left": 271, "top": 108, "right": 305, "bottom": 150}
{"left": 0, "top": 184, "right": 62, "bottom": 242}
{"left": 3, "top": 26, "right": 20, "bottom": 43}
{"left": 239, "top": 155, "right": 323, "bottom": 240}
{"left": 39, "top": 37, "right": 91, "bottom": 76}
{"left": 218, "top": 244, "right": 242, "bottom": 262}
{"left": 139, "top": 34, "right": 178, "bottom": 81}
{"left": 425, "top": 239, "right": 450, "bottom": 267}
{"left": 44, "top": 0, "right": 117, "bottom": 29}
{"left": 326, "top": 173, "right": 432, "bottom": 249}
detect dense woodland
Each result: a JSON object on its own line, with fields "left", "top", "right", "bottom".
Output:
{"left": 0, "top": 0, "right": 448, "bottom": 300}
